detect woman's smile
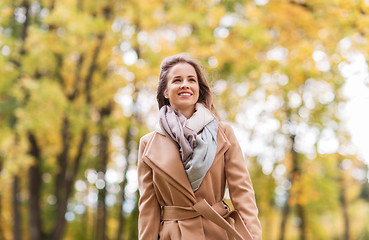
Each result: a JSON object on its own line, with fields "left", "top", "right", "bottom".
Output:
{"left": 178, "top": 91, "right": 193, "bottom": 97}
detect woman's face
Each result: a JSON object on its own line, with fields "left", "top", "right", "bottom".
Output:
{"left": 164, "top": 63, "right": 200, "bottom": 117}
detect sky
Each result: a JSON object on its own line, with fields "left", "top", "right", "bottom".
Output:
{"left": 340, "top": 50, "right": 369, "bottom": 165}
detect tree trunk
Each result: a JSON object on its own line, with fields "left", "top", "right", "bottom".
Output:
{"left": 28, "top": 132, "right": 43, "bottom": 240}
{"left": 51, "top": 115, "right": 70, "bottom": 240}
{"left": 0, "top": 198, "right": 4, "bottom": 240}
{"left": 339, "top": 165, "right": 350, "bottom": 240}
{"left": 95, "top": 132, "right": 109, "bottom": 240}
{"left": 116, "top": 167, "right": 128, "bottom": 240}
{"left": 116, "top": 124, "right": 134, "bottom": 240}
{"left": 0, "top": 200, "right": 3, "bottom": 240}
{"left": 279, "top": 133, "right": 301, "bottom": 240}
{"left": 13, "top": 176, "right": 22, "bottom": 240}
{"left": 296, "top": 203, "right": 306, "bottom": 240}
{"left": 116, "top": 167, "right": 129, "bottom": 240}
{"left": 28, "top": 167, "right": 42, "bottom": 239}
{"left": 96, "top": 181, "right": 108, "bottom": 240}
{"left": 0, "top": 160, "right": 5, "bottom": 240}
{"left": 128, "top": 191, "right": 139, "bottom": 240}
{"left": 279, "top": 198, "right": 290, "bottom": 240}
{"left": 50, "top": 128, "right": 88, "bottom": 240}
{"left": 96, "top": 104, "right": 112, "bottom": 240}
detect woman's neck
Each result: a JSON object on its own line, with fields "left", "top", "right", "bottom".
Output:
{"left": 176, "top": 106, "right": 196, "bottom": 119}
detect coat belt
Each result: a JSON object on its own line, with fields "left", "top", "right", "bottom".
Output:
{"left": 162, "top": 199, "right": 253, "bottom": 240}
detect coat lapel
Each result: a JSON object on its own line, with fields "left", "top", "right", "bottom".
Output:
{"left": 143, "top": 124, "right": 231, "bottom": 203}
{"left": 143, "top": 132, "right": 196, "bottom": 201}
{"left": 214, "top": 124, "right": 231, "bottom": 163}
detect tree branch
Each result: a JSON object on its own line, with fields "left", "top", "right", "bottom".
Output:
{"left": 68, "top": 54, "right": 85, "bottom": 101}
{"left": 85, "top": 34, "right": 105, "bottom": 104}
{"left": 289, "top": 0, "right": 312, "bottom": 11}
{"left": 20, "top": 0, "right": 31, "bottom": 55}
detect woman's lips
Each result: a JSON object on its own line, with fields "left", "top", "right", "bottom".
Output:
{"left": 178, "top": 92, "right": 192, "bottom": 97}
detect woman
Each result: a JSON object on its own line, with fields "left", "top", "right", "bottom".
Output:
{"left": 138, "top": 53, "right": 262, "bottom": 240}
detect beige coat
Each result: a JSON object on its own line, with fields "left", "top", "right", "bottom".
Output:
{"left": 138, "top": 122, "right": 262, "bottom": 240}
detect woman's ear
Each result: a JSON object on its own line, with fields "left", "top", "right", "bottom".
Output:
{"left": 164, "top": 89, "right": 169, "bottom": 99}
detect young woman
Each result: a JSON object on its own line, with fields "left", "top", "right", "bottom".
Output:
{"left": 137, "top": 54, "right": 262, "bottom": 240}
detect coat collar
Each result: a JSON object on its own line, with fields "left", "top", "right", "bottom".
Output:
{"left": 143, "top": 124, "right": 231, "bottom": 203}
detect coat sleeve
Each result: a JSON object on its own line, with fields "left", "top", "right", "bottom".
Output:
{"left": 223, "top": 123, "right": 262, "bottom": 240}
{"left": 137, "top": 135, "right": 161, "bottom": 240}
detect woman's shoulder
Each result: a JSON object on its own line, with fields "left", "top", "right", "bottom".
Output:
{"left": 138, "top": 131, "right": 156, "bottom": 158}
{"left": 139, "top": 131, "right": 156, "bottom": 144}
{"left": 218, "top": 121, "right": 233, "bottom": 133}
{"left": 218, "top": 121, "right": 239, "bottom": 143}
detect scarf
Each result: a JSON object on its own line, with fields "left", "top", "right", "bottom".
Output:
{"left": 158, "top": 103, "right": 218, "bottom": 191}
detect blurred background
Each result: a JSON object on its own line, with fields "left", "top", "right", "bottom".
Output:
{"left": 1, "top": 0, "right": 369, "bottom": 239}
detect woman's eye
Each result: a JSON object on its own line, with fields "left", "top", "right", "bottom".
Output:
{"left": 189, "top": 79, "right": 196, "bottom": 82}
{"left": 173, "top": 79, "right": 180, "bottom": 82}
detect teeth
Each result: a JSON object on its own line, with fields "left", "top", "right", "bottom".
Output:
{"left": 179, "top": 93, "right": 191, "bottom": 96}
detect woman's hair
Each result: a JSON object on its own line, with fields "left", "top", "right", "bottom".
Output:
{"left": 157, "top": 53, "right": 218, "bottom": 117}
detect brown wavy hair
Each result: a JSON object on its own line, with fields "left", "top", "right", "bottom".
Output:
{"left": 156, "top": 53, "right": 218, "bottom": 117}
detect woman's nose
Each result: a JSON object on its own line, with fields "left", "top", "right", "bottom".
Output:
{"left": 180, "top": 80, "right": 189, "bottom": 88}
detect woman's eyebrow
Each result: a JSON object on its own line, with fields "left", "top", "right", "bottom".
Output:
{"left": 172, "top": 75, "right": 196, "bottom": 78}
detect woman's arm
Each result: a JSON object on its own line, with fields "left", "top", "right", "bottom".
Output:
{"left": 223, "top": 123, "right": 262, "bottom": 240}
{"left": 137, "top": 135, "right": 161, "bottom": 240}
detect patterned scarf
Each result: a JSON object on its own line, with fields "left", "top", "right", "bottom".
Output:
{"left": 158, "top": 103, "right": 218, "bottom": 191}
